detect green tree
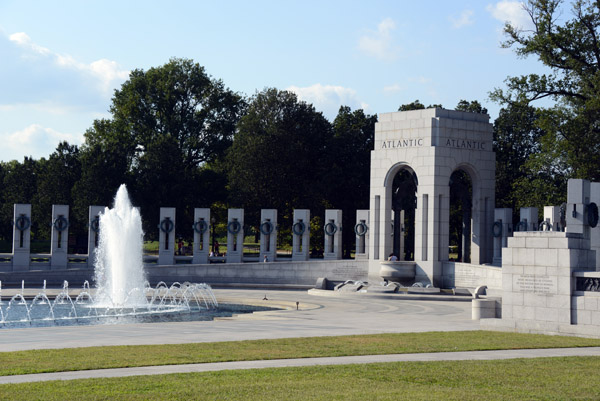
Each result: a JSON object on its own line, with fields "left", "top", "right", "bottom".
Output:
{"left": 325, "top": 106, "right": 377, "bottom": 257}
{"left": 455, "top": 99, "right": 488, "bottom": 114}
{"left": 0, "top": 158, "right": 39, "bottom": 241}
{"left": 491, "top": 0, "right": 600, "bottom": 181}
{"left": 398, "top": 100, "right": 442, "bottom": 111}
{"left": 76, "top": 59, "right": 244, "bottom": 237}
{"left": 34, "top": 142, "right": 82, "bottom": 242}
{"left": 226, "top": 88, "right": 332, "bottom": 242}
{"left": 72, "top": 119, "right": 134, "bottom": 230}
{"left": 492, "top": 103, "right": 567, "bottom": 222}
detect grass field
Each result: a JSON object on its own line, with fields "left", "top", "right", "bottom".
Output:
{"left": 1, "top": 357, "right": 599, "bottom": 400}
{"left": 1, "top": 331, "right": 600, "bottom": 399}
{"left": 1, "top": 331, "right": 600, "bottom": 375}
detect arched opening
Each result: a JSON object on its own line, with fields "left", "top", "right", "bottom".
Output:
{"left": 449, "top": 169, "right": 473, "bottom": 263}
{"left": 391, "top": 169, "right": 417, "bottom": 261}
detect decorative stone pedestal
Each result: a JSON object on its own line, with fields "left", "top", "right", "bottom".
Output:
{"left": 355, "top": 210, "right": 369, "bottom": 260}
{"left": 12, "top": 204, "right": 31, "bottom": 271}
{"left": 323, "top": 209, "right": 342, "bottom": 260}
{"left": 87, "top": 206, "right": 105, "bottom": 268}
{"left": 226, "top": 209, "right": 244, "bottom": 263}
{"left": 292, "top": 209, "right": 310, "bottom": 261}
{"left": 158, "top": 207, "right": 176, "bottom": 265}
{"left": 259, "top": 209, "right": 277, "bottom": 262}
{"left": 50, "top": 205, "right": 69, "bottom": 270}
{"left": 192, "top": 208, "right": 210, "bottom": 264}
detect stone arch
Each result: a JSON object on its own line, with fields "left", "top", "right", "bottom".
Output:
{"left": 448, "top": 162, "right": 490, "bottom": 265}
{"left": 383, "top": 164, "right": 418, "bottom": 261}
{"left": 368, "top": 108, "right": 495, "bottom": 286}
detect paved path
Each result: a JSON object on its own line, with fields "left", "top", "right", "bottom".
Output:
{"left": 0, "top": 289, "right": 478, "bottom": 352}
{"left": 2, "top": 347, "right": 600, "bottom": 384}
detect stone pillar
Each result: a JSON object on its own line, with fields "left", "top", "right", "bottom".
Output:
{"left": 87, "top": 206, "right": 105, "bottom": 268}
{"left": 226, "top": 209, "right": 244, "bottom": 263}
{"left": 355, "top": 210, "right": 369, "bottom": 259}
{"left": 12, "top": 204, "right": 31, "bottom": 271}
{"left": 391, "top": 209, "right": 405, "bottom": 260}
{"left": 292, "top": 209, "right": 310, "bottom": 261}
{"left": 567, "top": 179, "right": 591, "bottom": 239}
{"left": 519, "top": 207, "right": 538, "bottom": 232}
{"left": 543, "top": 206, "right": 561, "bottom": 231}
{"left": 590, "top": 182, "right": 600, "bottom": 270}
{"left": 259, "top": 209, "right": 277, "bottom": 262}
{"left": 324, "top": 209, "right": 342, "bottom": 260}
{"left": 158, "top": 207, "right": 176, "bottom": 265}
{"left": 51, "top": 205, "right": 69, "bottom": 269}
{"left": 192, "top": 208, "right": 210, "bottom": 264}
{"left": 493, "top": 208, "right": 512, "bottom": 266}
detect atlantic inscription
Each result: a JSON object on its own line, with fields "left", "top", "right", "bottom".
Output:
{"left": 381, "top": 138, "right": 424, "bottom": 149}
{"left": 445, "top": 139, "right": 487, "bottom": 150}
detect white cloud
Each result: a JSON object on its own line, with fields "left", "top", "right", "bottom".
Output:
{"left": 357, "top": 18, "right": 400, "bottom": 61}
{"left": 409, "top": 76, "right": 431, "bottom": 84}
{"left": 8, "top": 32, "right": 129, "bottom": 95}
{"left": 0, "top": 124, "right": 84, "bottom": 161}
{"left": 8, "top": 32, "right": 51, "bottom": 55}
{"left": 487, "top": 1, "right": 532, "bottom": 29}
{"left": 384, "top": 77, "right": 431, "bottom": 94}
{"left": 383, "top": 84, "right": 403, "bottom": 93}
{"left": 287, "top": 84, "right": 369, "bottom": 120}
{"left": 449, "top": 9, "right": 475, "bottom": 28}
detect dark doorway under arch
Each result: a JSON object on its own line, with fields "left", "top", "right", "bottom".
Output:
{"left": 449, "top": 169, "right": 473, "bottom": 263}
{"left": 392, "top": 169, "right": 417, "bottom": 261}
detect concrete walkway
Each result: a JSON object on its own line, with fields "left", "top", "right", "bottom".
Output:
{"left": 2, "top": 347, "right": 600, "bottom": 384}
{"left": 0, "top": 289, "right": 479, "bottom": 352}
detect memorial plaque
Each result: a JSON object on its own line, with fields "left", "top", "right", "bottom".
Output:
{"left": 513, "top": 274, "right": 557, "bottom": 294}
{"left": 454, "top": 264, "right": 485, "bottom": 287}
{"left": 331, "top": 265, "right": 367, "bottom": 280}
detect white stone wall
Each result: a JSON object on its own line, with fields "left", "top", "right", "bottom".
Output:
{"left": 442, "top": 262, "right": 502, "bottom": 291}
{"left": 496, "top": 232, "right": 594, "bottom": 330}
{"left": 146, "top": 259, "right": 369, "bottom": 286}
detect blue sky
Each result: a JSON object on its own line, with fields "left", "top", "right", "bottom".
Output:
{"left": 0, "top": 1, "right": 551, "bottom": 162}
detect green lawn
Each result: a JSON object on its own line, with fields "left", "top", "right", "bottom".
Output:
{"left": 1, "top": 357, "right": 599, "bottom": 400}
{"left": 1, "top": 331, "right": 600, "bottom": 377}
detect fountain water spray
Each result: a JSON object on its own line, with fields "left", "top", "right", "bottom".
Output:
{"left": 94, "top": 184, "right": 147, "bottom": 307}
{"left": 0, "top": 184, "right": 221, "bottom": 328}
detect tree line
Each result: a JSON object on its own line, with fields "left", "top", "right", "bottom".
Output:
{"left": 0, "top": 0, "right": 597, "bottom": 256}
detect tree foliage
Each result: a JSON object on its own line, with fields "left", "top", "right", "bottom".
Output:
{"left": 325, "top": 106, "right": 377, "bottom": 257}
{"left": 35, "top": 142, "right": 82, "bottom": 239}
{"left": 398, "top": 100, "right": 443, "bottom": 111}
{"left": 226, "top": 88, "right": 332, "bottom": 233}
{"left": 491, "top": 0, "right": 600, "bottom": 181}
{"left": 80, "top": 58, "right": 245, "bottom": 237}
{"left": 455, "top": 99, "right": 488, "bottom": 114}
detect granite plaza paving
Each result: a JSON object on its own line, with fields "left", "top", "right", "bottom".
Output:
{"left": 0, "top": 289, "right": 478, "bottom": 352}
